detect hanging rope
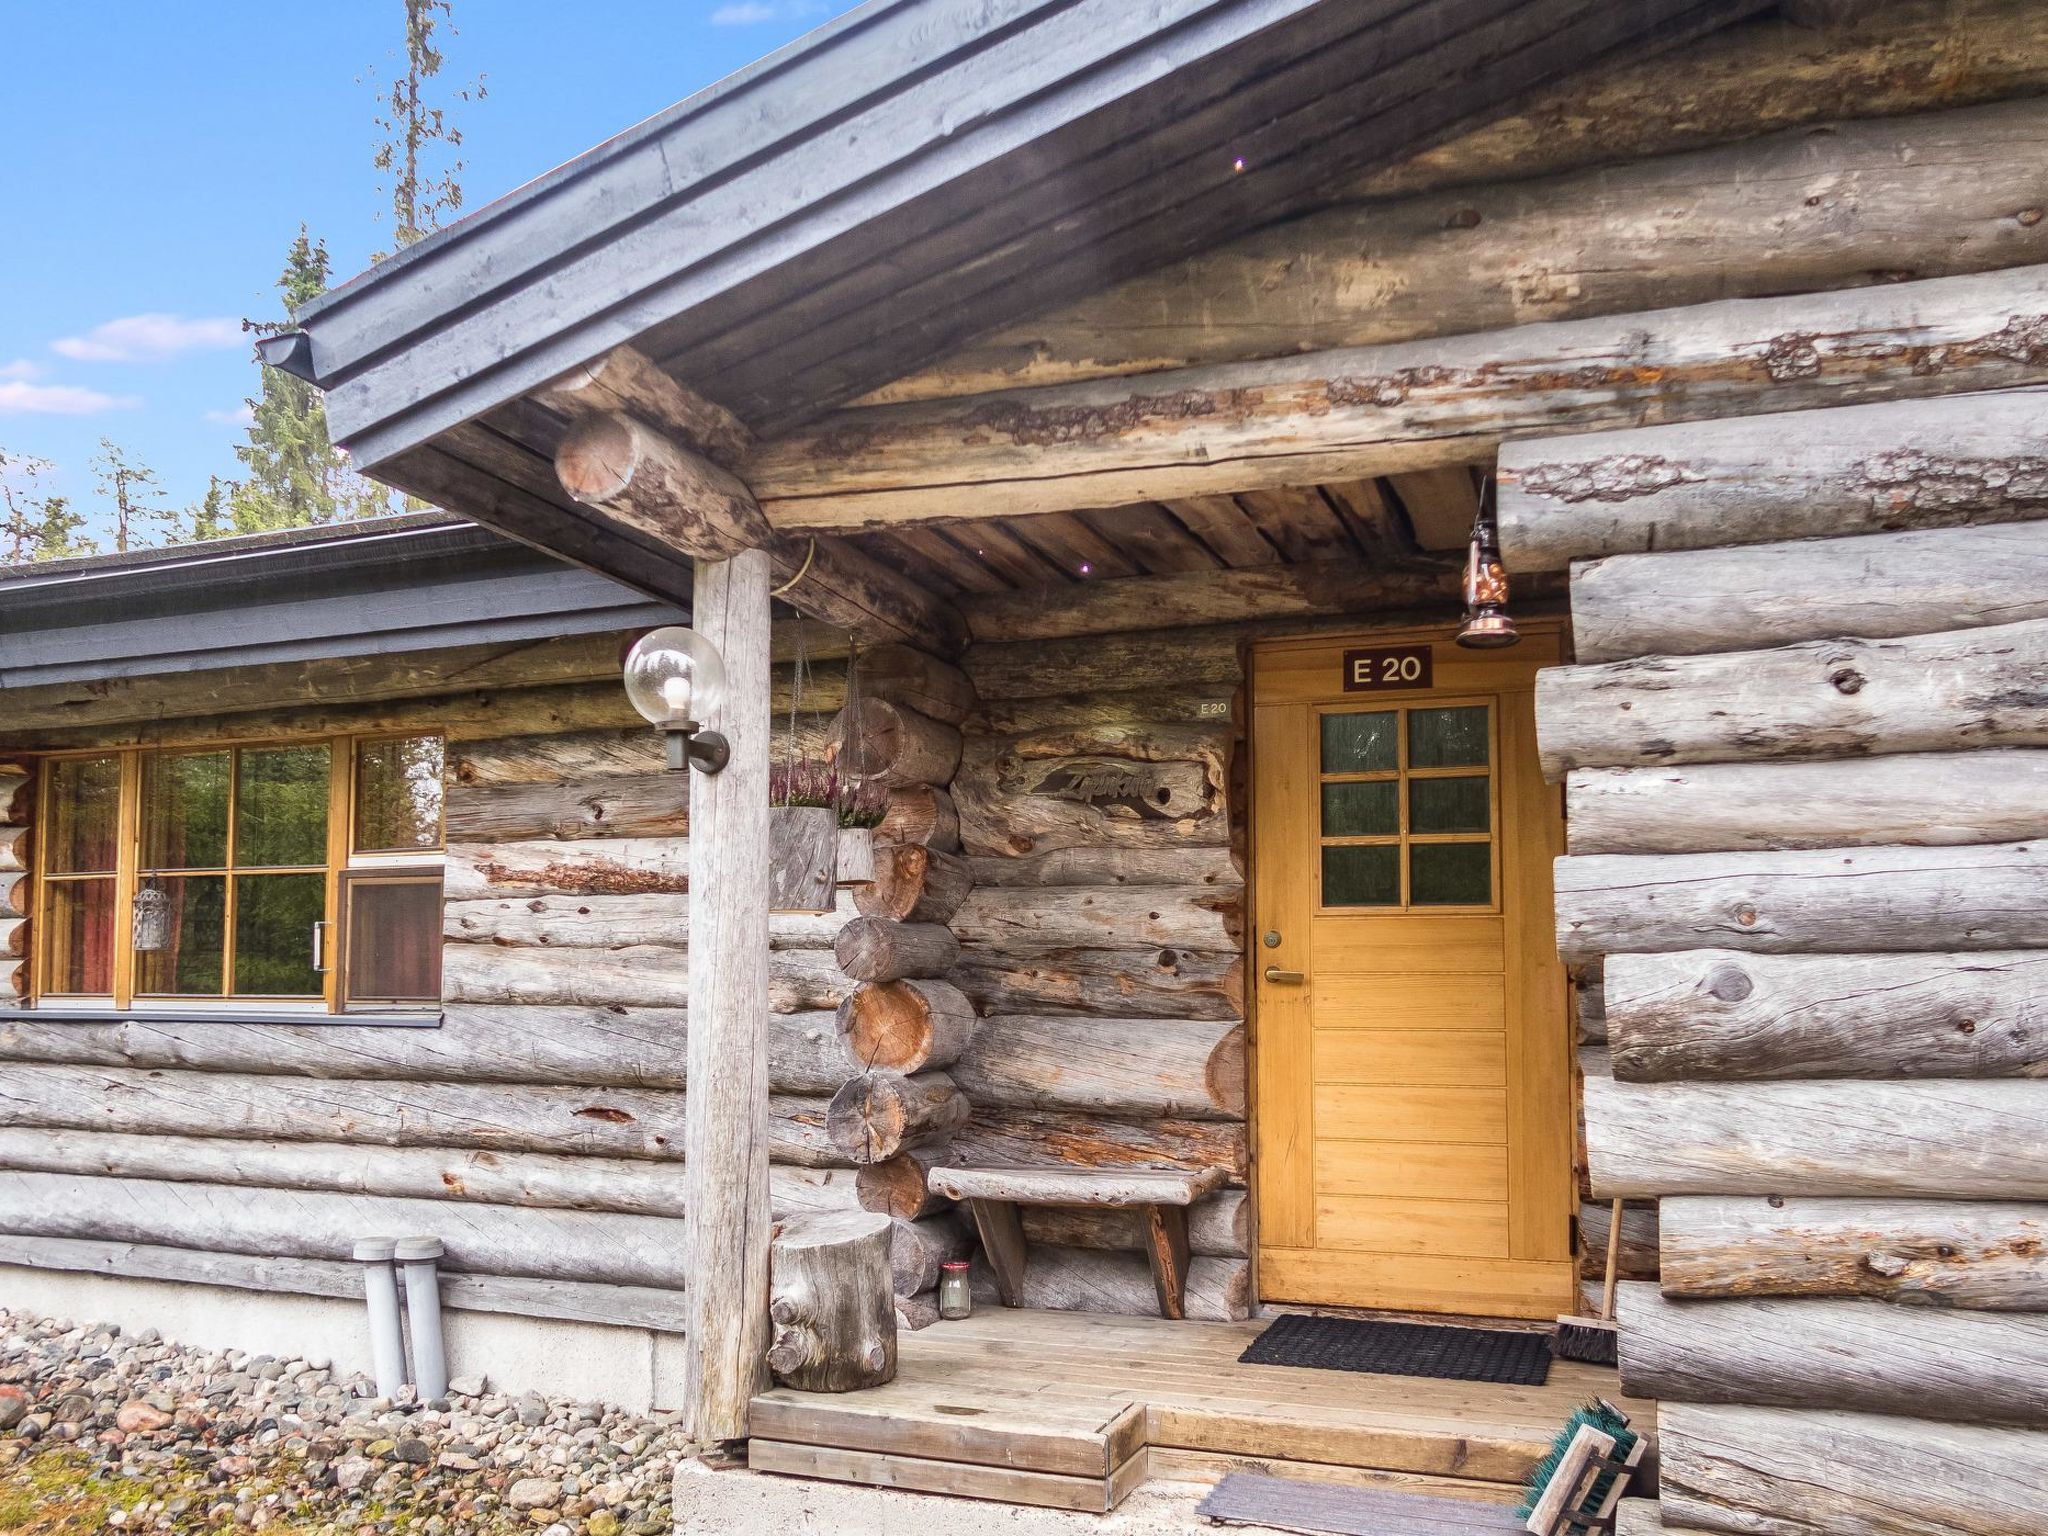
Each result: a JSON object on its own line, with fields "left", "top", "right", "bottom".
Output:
{"left": 769, "top": 538, "right": 818, "bottom": 598}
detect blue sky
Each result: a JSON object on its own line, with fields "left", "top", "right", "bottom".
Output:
{"left": 0, "top": 0, "right": 856, "bottom": 542}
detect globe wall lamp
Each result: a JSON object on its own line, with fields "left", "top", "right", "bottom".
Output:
{"left": 624, "top": 626, "right": 732, "bottom": 773}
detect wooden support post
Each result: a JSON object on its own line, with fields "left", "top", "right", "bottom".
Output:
{"left": 1144, "top": 1204, "right": 1192, "bottom": 1320}
{"left": 682, "top": 547, "right": 773, "bottom": 1446}
{"left": 969, "top": 1198, "right": 1029, "bottom": 1308}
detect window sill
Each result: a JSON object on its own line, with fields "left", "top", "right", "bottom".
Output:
{"left": 0, "top": 1006, "right": 442, "bottom": 1029}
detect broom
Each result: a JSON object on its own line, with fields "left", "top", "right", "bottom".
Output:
{"left": 1516, "top": 1398, "right": 1640, "bottom": 1528}
{"left": 1553, "top": 1197, "right": 1622, "bottom": 1365}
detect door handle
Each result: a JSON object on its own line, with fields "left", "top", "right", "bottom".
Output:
{"left": 1263, "top": 966, "right": 1305, "bottom": 984}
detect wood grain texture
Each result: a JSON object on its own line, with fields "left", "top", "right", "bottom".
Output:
{"left": 834, "top": 979, "right": 977, "bottom": 1075}
{"left": 1023, "top": 1190, "right": 1248, "bottom": 1259}
{"left": 767, "top": 1211, "right": 896, "bottom": 1393}
{"left": 445, "top": 837, "right": 689, "bottom": 899}
{"left": 950, "top": 1016, "right": 1246, "bottom": 1120}
{"left": 1565, "top": 751, "right": 2048, "bottom": 855}
{"left": 851, "top": 845, "right": 973, "bottom": 925}
{"left": 0, "top": 1169, "right": 690, "bottom": 1288}
{"left": 950, "top": 1108, "right": 1246, "bottom": 1181}
{"left": 1500, "top": 387, "right": 2048, "bottom": 572}
{"left": 1569, "top": 522, "right": 2048, "bottom": 664}
{"left": 1605, "top": 950, "right": 2048, "bottom": 1081}
{"left": 830, "top": 699, "right": 962, "bottom": 789}
{"left": 954, "top": 723, "right": 1229, "bottom": 857}
{"left": 1659, "top": 1400, "right": 2048, "bottom": 1536}
{"left": 968, "top": 1244, "right": 1249, "bottom": 1323}
{"left": 1617, "top": 1283, "right": 2048, "bottom": 1426}
{"left": 833, "top": 919, "right": 960, "bottom": 983}
{"left": 1539, "top": 619, "right": 2048, "bottom": 777}
{"left": 952, "top": 947, "right": 1245, "bottom": 1022}
{"left": 440, "top": 942, "right": 847, "bottom": 1012}
{"left": 1556, "top": 842, "right": 2048, "bottom": 959}
{"left": 825, "top": 1072, "right": 972, "bottom": 1165}
{"left": 1584, "top": 1077, "right": 2048, "bottom": 1199}
{"left": 1659, "top": 1196, "right": 2048, "bottom": 1310}
{"left": 950, "top": 885, "right": 1239, "bottom": 954}
{"left": 443, "top": 891, "right": 850, "bottom": 951}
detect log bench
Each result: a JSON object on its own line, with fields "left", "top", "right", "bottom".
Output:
{"left": 928, "top": 1165, "right": 1228, "bottom": 1320}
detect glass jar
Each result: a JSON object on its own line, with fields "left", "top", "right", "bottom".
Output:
{"left": 938, "top": 1259, "right": 973, "bottom": 1321}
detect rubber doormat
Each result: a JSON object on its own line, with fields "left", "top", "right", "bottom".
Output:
{"left": 1238, "top": 1314, "right": 1553, "bottom": 1385}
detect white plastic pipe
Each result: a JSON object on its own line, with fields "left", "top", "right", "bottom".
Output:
{"left": 353, "top": 1236, "right": 406, "bottom": 1399}
{"left": 395, "top": 1234, "right": 448, "bottom": 1402}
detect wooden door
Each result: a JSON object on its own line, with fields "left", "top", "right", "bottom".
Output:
{"left": 1251, "top": 625, "right": 1574, "bottom": 1320}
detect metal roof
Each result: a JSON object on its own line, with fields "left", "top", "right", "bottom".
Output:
{"left": 291, "top": 0, "right": 1772, "bottom": 485}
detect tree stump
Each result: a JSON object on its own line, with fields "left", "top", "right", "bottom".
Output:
{"left": 767, "top": 1211, "right": 898, "bottom": 1393}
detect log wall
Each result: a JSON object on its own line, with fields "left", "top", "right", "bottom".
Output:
{"left": 1521, "top": 384, "right": 2048, "bottom": 1533}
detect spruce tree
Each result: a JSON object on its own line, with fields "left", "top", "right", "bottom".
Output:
{"left": 371, "top": 0, "right": 484, "bottom": 254}
{"left": 184, "top": 475, "right": 232, "bottom": 542}
{"left": 92, "top": 438, "right": 175, "bottom": 553}
{"left": 230, "top": 228, "right": 391, "bottom": 532}
{"left": 1, "top": 451, "right": 95, "bottom": 563}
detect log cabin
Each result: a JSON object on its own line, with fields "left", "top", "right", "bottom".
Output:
{"left": 6, "top": 2, "right": 2048, "bottom": 1530}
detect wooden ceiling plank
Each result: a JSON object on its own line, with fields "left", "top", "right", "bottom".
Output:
{"left": 1078, "top": 504, "right": 1224, "bottom": 575}
{"left": 1003, "top": 511, "right": 1143, "bottom": 580}
{"left": 937, "top": 522, "right": 1070, "bottom": 589}
{"left": 1234, "top": 487, "right": 1358, "bottom": 565}
{"left": 855, "top": 533, "right": 965, "bottom": 598}
{"left": 1160, "top": 496, "right": 1283, "bottom": 568}
{"left": 1322, "top": 480, "right": 1434, "bottom": 570}
{"left": 1389, "top": 468, "right": 1482, "bottom": 553}
{"left": 883, "top": 528, "right": 1013, "bottom": 596}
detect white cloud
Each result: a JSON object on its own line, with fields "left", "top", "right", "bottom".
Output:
{"left": 710, "top": 1, "right": 825, "bottom": 23}
{"left": 52, "top": 313, "right": 244, "bottom": 363}
{"left": 205, "top": 403, "right": 257, "bottom": 426}
{"left": 0, "top": 359, "right": 41, "bottom": 382}
{"left": 0, "top": 379, "right": 139, "bottom": 415}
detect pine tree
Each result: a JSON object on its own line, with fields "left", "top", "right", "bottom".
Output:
{"left": 184, "top": 475, "right": 232, "bottom": 542}
{"left": 230, "top": 228, "right": 391, "bottom": 533}
{"left": 371, "top": 0, "right": 484, "bottom": 254}
{"left": 92, "top": 438, "right": 175, "bottom": 553}
{"left": 0, "top": 451, "right": 94, "bottom": 563}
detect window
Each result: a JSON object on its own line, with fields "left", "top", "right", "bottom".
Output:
{"left": 1316, "top": 702, "right": 1496, "bottom": 910}
{"left": 32, "top": 733, "right": 444, "bottom": 1013}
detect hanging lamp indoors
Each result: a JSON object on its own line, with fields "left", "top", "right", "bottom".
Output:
{"left": 1456, "top": 480, "right": 1519, "bottom": 650}
{"left": 131, "top": 716, "right": 171, "bottom": 953}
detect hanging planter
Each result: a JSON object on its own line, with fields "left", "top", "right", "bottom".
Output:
{"left": 769, "top": 799, "right": 839, "bottom": 914}
{"left": 835, "top": 775, "right": 891, "bottom": 890}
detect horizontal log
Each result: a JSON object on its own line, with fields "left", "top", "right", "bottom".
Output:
{"left": 883, "top": 94, "right": 2048, "bottom": 402}
{"left": 1565, "top": 751, "right": 2048, "bottom": 856}
{"left": 0, "top": 1126, "right": 859, "bottom": 1220}
{"left": 875, "top": 784, "right": 959, "bottom": 852}
{"left": 1617, "top": 1283, "right": 2048, "bottom": 1427}
{"left": 829, "top": 699, "right": 962, "bottom": 789}
{"left": 443, "top": 891, "right": 849, "bottom": 950}
{"left": 1606, "top": 950, "right": 2048, "bottom": 1081}
{"left": 856, "top": 646, "right": 977, "bottom": 727}
{"left": 825, "top": 1072, "right": 971, "bottom": 1165}
{"left": 0, "top": 768, "right": 26, "bottom": 823}
{"left": 1584, "top": 1077, "right": 2048, "bottom": 1199}
{"left": 887, "top": 1214, "right": 973, "bottom": 1297}
{"left": 556, "top": 409, "right": 771, "bottom": 559}
{"left": 833, "top": 918, "right": 960, "bottom": 983}
{"left": 950, "top": 1108, "right": 1246, "bottom": 1181}
{"left": 538, "top": 344, "right": 753, "bottom": 470}
{"left": 0, "top": 1234, "right": 698, "bottom": 1334}
{"left": 1580, "top": 1199, "right": 1659, "bottom": 1283}
{"left": 1501, "top": 388, "right": 2048, "bottom": 572}
{"left": 752, "top": 267, "right": 2048, "bottom": 532}
{"left": 0, "top": 871, "right": 25, "bottom": 922}
{"left": 1659, "top": 1196, "right": 2048, "bottom": 1310}
{"left": 958, "top": 941, "right": 1246, "bottom": 1018}
{"left": 0, "top": 1005, "right": 860, "bottom": 1097}
{"left": 955, "top": 724, "right": 1229, "bottom": 857}
{"left": 0, "top": 824, "right": 27, "bottom": 873}
{"left": 976, "top": 684, "right": 1242, "bottom": 738}
{"left": 834, "top": 979, "right": 976, "bottom": 1075}
{"left": 1659, "top": 1401, "right": 2048, "bottom": 1536}
{"left": 966, "top": 846, "right": 1241, "bottom": 890}
{"left": 1022, "top": 1189, "right": 1249, "bottom": 1259}
{"left": 1571, "top": 521, "right": 2048, "bottom": 664}
{"left": 440, "top": 942, "right": 848, "bottom": 1012}
{"left": 968, "top": 1245, "right": 1249, "bottom": 1322}
{"left": 1538, "top": 619, "right": 2048, "bottom": 776}
{"left": 1556, "top": 841, "right": 2048, "bottom": 959}
{"left": 445, "top": 837, "right": 689, "bottom": 898}
{"left": 1575, "top": 975, "right": 1606, "bottom": 1045}
{"left": 444, "top": 773, "right": 687, "bottom": 842}
{"left": 951, "top": 1016, "right": 1246, "bottom": 1120}
{"left": 0, "top": 1170, "right": 689, "bottom": 1288}
{"left": 852, "top": 844, "right": 973, "bottom": 925}
{"left": 965, "top": 625, "right": 1243, "bottom": 701}
{"left": 854, "top": 1148, "right": 952, "bottom": 1222}
{"left": 0, "top": 1062, "right": 846, "bottom": 1168}
{"left": 0, "top": 917, "right": 22, "bottom": 959}
{"left": 894, "top": 1290, "right": 939, "bottom": 1332}
{"left": 950, "top": 885, "right": 1240, "bottom": 954}
{"left": 449, "top": 701, "right": 843, "bottom": 789}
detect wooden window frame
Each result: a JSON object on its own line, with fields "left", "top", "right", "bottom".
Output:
{"left": 28, "top": 730, "right": 444, "bottom": 1015}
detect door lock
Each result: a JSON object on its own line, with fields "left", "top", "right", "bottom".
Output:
{"left": 1263, "top": 966, "right": 1305, "bottom": 984}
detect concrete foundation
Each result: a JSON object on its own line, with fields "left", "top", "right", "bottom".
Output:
{"left": 0, "top": 1265, "right": 688, "bottom": 1411}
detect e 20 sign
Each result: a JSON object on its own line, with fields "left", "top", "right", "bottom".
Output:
{"left": 1341, "top": 644, "right": 1434, "bottom": 692}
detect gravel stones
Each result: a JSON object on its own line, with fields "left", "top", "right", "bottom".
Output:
{"left": 0, "top": 1308, "right": 688, "bottom": 1535}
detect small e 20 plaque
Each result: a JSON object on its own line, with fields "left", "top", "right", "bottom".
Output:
{"left": 1342, "top": 644, "right": 1433, "bottom": 692}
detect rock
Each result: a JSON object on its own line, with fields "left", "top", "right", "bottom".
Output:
{"left": 586, "top": 1512, "right": 622, "bottom": 1536}
{"left": 116, "top": 1400, "right": 173, "bottom": 1434}
{"left": 52, "top": 1393, "right": 93, "bottom": 1424}
{"left": 394, "top": 1437, "right": 432, "bottom": 1464}
{"left": 334, "top": 1455, "right": 375, "bottom": 1492}
{"left": 507, "top": 1476, "right": 560, "bottom": 1510}
{"left": 447, "top": 1375, "right": 487, "bottom": 1398}
{"left": 0, "top": 1395, "right": 25, "bottom": 1431}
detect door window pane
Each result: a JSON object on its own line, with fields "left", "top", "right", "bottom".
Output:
{"left": 1321, "top": 711, "right": 1397, "bottom": 773}
{"left": 236, "top": 746, "right": 330, "bottom": 867}
{"left": 354, "top": 736, "right": 444, "bottom": 853}
{"left": 43, "top": 881, "right": 116, "bottom": 994}
{"left": 1410, "top": 776, "right": 1490, "bottom": 834}
{"left": 1410, "top": 843, "right": 1492, "bottom": 906}
{"left": 344, "top": 875, "right": 443, "bottom": 1004}
{"left": 1323, "top": 844, "right": 1400, "bottom": 907}
{"left": 133, "top": 876, "right": 226, "bottom": 996}
{"left": 233, "top": 874, "right": 325, "bottom": 996}
{"left": 141, "top": 752, "right": 229, "bottom": 870}
{"left": 44, "top": 756, "right": 121, "bottom": 874}
{"left": 1408, "top": 706, "right": 1490, "bottom": 768}
{"left": 1322, "top": 781, "right": 1398, "bottom": 838}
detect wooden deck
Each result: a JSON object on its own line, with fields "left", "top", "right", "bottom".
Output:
{"left": 749, "top": 1308, "right": 1650, "bottom": 1514}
